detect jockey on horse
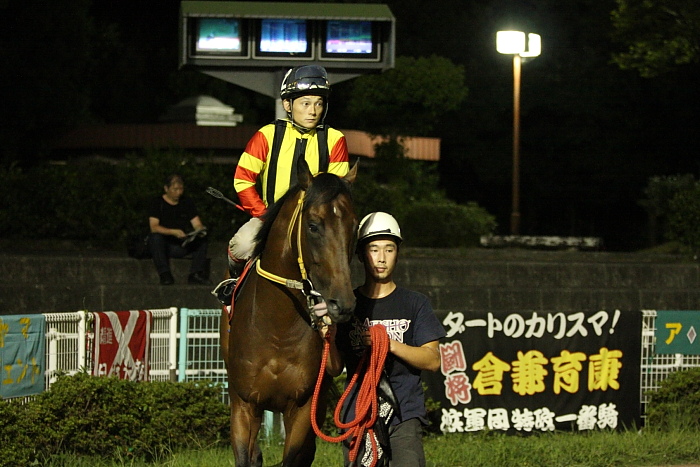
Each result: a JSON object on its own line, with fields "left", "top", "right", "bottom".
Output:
{"left": 213, "top": 65, "right": 350, "bottom": 303}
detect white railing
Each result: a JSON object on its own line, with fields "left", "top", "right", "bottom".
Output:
{"left": 44, "top": 311, "right": 88, "bottom": 385}
{"left": 640, "top": 310, "right": 700, "bottom": 418}
{"left": 5, "top": 308, "right": 700, "bottom": 424}
{"left": 178, "top": 308, "right": 229, "bottom": 402}
{"left": 42, "top": 308, "right": 178, "bottom": 389}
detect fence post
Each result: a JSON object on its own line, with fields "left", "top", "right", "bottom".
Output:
{"left": 178, "top": 308, "right": 189, "bottom": 382}
{"left": 77, "top": 310, "right": 87, "bottom": 371}
{"left": 169, "top": 307, "right": 178, "bottom": 382}
{"left": 47, "top": 327, "right": 58, "bottom": 385}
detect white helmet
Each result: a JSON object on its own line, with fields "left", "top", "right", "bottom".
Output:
{"left": 357, "top": 212, "right": 402, "bottom": 245}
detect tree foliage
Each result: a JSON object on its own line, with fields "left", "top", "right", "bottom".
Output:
{"left": 352, "top": 140, "right": 496, "bottom": 248}
{"left": 639, "top": 174, "right": 700, "bottom": 255}
{"left": 345, "top": 55, "right": 468, "bottom": 136}
{"left": 2, "top": 1, "right": 699, "bottom": 250}
{"left": 667, "top": 181, "right": 700, "bottom": 258}
{"left": 611, "top": 0, "right": 700, "bottom": 77}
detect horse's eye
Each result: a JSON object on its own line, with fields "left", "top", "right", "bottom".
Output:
{"left": 308, "top": 222, "right": 320, "bottom": 234}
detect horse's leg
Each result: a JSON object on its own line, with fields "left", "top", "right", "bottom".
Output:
{"left": 220, "top": 306, "right": 230, "bottom": 370}
{"left": 281, "top": 396, "right": 326, "bottom": 467}
{"left": 229, "top": 391, "right": 264, "bottom": 467}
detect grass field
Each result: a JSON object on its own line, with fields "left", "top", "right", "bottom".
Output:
{"left": 44, "top": 428, "right": 700, "bottom": 466}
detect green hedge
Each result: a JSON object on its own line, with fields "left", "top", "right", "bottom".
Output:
{"left": 0, "top": 149, "right": 496, "bottom": 249}
{"left": 646, "top": 367, "right": 700, "bottom": 430}
{"left": 0, "top": 152, "right": 247, "bottom": 249}
{"left": 351, "top": 146, "right": 497, "bottom": 247}
{"left": 0, "top": 373, "right": 229, "bottom": 464}
{"left": 0, "top": 399, "right": 36, "bottom": 466}
{"left": 402, "top": 201, "right": 497, "bottom": 248}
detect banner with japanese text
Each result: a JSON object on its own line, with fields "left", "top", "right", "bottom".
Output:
{"left": 654, "top": 310, "right": 700, "bottom": 355}
{"left": 425, "top": 309, "right": 642, "bottom": 434}
{"left": 0, "top": 314, "right": 45, "bottom": 398}
{"left": 92, "top": 310, "right": 151, "bottom": 381}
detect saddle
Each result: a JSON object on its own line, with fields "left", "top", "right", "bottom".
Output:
{"left": 211, "top": 259, "right": 255, "bottom": 321}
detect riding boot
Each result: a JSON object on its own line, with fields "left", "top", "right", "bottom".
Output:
{"left": 211, "top": 258, "right": 245, "bottom": 305}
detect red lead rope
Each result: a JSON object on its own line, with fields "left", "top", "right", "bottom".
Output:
{"left": 311, "top": 324, "right": 390, "bottom": 467}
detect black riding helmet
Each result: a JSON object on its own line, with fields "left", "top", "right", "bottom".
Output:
{"left": 280, "top": 65, "right": 331, "bottom": 100}
{"left": 280, "top": 65, "right": 331, "bottom": 128}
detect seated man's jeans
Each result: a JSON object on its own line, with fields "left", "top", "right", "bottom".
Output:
{"left": 148, "top": 233, "right": 208, "bottom": 275}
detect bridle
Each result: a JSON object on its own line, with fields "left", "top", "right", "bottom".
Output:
{"left": 255, "top": 189, "right": 325, "bottom": 326}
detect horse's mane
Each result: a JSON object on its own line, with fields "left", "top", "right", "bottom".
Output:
{"left": 252, "top": 172, "right": 352, "bottom": 259}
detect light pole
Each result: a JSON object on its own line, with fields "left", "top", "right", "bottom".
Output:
{"left": 497, "top": 31, "right": 541, "bottom": 235}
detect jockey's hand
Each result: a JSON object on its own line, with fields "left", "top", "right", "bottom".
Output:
{"left": 172, "top": 229, "right": 187, "bottom": 239}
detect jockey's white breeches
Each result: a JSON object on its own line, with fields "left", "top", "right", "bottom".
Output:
{"left": 228, "top": 216, "right": 263, "bottom": 264}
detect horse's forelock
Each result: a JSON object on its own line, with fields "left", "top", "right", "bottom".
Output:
{"left": 304, "top": 172, "right": 352, "bottom": 209}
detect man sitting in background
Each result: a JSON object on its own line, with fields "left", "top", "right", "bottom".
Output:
{"left": 148, "top": 174, "right": 210, "bottom": 286}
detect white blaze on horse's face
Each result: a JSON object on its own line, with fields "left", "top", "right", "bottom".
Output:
{"left": 303, "top": 196, "right": 356, "bottom": 323}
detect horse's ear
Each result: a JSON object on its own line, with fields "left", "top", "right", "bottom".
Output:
{"left": 344, "top": 159, "right": 359, "bottom": 185}
{"left": 297, "top": 158, "right": 313, "bottom": 190}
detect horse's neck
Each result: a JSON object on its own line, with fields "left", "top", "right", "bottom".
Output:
{"left": 259, "top": 198, "right": 302, "bottom": 279}
{"left": 255, "top": 203, "right": 311, "bottom": 327}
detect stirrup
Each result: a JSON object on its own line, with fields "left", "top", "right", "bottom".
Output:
{"left": 211, "top": 277, "right": 237, "bottom": 305}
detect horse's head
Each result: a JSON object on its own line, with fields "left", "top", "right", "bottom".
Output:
{"left": 297, "top": 159, "right": 358, "bottom": 324}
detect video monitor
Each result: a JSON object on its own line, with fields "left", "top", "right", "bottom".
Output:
{"left": 255, "top": 18, "right": 312, "bottom": 58}
{"left": 321, "top": 20, "right": 380, "bottom": 61}
{"left": 192, "top": 17, "right": 247, "bottom": 57}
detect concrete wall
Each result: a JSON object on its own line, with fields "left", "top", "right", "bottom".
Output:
{"left": 1, "top": 246, "right": 699, "bottom": 315}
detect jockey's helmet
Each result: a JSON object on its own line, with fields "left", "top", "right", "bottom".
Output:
{"left": 280, "top": 65, "right": 330, "bottom": 100}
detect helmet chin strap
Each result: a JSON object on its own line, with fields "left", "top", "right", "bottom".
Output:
{"left": 288, "top": 118, "right": 312, "bottom": 134}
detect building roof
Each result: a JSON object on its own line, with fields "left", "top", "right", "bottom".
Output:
{"left": 181, "top": 1, "right": 395, "bottom": 21}
{"left": 53, "top": 123, "right": 440, "bottom": 161}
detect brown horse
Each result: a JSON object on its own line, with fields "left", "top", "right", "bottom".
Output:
{"left": 221, "top": 160, "right": 358, "bottom": 466}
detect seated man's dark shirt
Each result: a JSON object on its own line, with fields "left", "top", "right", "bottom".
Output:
{"left": 149, "top": 196, "right": 199, "bottom": 232}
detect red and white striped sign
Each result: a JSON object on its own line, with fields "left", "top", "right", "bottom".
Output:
{"left": 92, "top": 310, "right": 151, "bottom": 381}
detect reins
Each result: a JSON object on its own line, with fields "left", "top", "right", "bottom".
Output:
{"left": 311, "top": 325, "right": 390, "bottom": 467}
{"left": 255, "top": 189, "right": 324, "bottom": 317}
